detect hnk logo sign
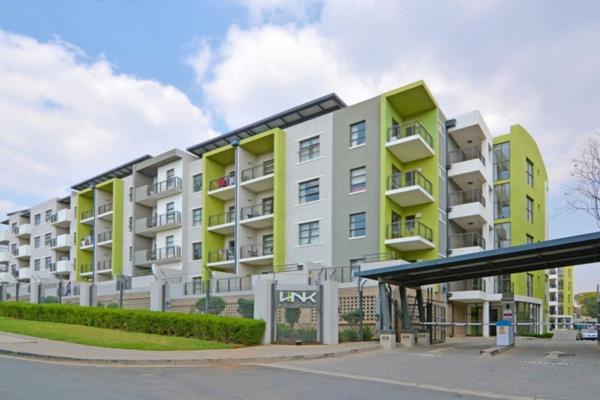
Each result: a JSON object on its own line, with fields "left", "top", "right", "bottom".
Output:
{"left": 277, "top": 290, "right": 319, "bottom": 308}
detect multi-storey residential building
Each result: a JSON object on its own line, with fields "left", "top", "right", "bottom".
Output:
{"left": 0, "top": 80, "right": 572, "bottom": 334}
{"left": 548, "top": 266, "right": 574, "bottom": 329}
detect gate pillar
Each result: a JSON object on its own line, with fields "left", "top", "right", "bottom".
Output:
{"left": 254, "top": 279, "right": 274, "bottom": 344}
{"left": 321, "top": 280, "right": 339, "bottom": 345}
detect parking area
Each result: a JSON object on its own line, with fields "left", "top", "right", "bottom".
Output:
{"left": 266, "top": 336, "right": 600, "bottom": 400}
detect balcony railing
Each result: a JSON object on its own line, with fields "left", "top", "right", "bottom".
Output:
{"left": 97, "top": 202, "right": 113, "bottom": 215}
{"left": 147, "top": 177, "right": 182, "bottom": 197}
{"left": 47, "top": 263, "right": 57, "bottom": 272}
{"left": 80, "top": 264, "right": 93, "bottom": 274}
{"left": 209, "top": 174, "right": 236, "bottom": 191}
{"left": 208, "top": 248, "right": 235, "bottom": 263}
{"left": 387, "top": 121, "right": 433, "bottom": 148}
{"left": 387, "top": 171, "right": 432, "bottom": 194}
{"left": 386, "top": 220, "right": 433, "bottom": 241}
{"left": 449, "top": 189, "right": 485, "bottom": 206}
{"left": 241, "top": 160, "right": 274, "bottom": 182}
{"left": 241, "top": 203, "right": 274, "bottom": 220}
{"left": 449, "top": 146, "right": 485, "bottom": 165}
{"left": 150, "top": 246, "right": 181, "bottom": 262}
{"left": 97, "top": 260, "right": 112, "bottom": 271}
{"left": 146, "top": 211, "right": 182, "bottom": 228}
{"left": 97, "top": 231, "right": 112, "bottom": 243}
{"left": 450, "top": 232, "right": 486, "bottom": 249}
{"left": 81, "top": 210, "right": 94, "bottom": 220}
{"left": 208, "top": 210, "right": 236, "bottom": 227}
{"left": 240, "top": 243, "right": 273, "bottom": 259}
{"left": 80, "top": 235, "right": 94, "bottom": 248}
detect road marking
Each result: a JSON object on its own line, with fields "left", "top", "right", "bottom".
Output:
{"left": 252, "top": 363, "right": 552, "bottom": 400}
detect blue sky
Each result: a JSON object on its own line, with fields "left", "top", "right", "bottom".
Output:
{"left": 0, "top": 0, "right": 599, "bottom": 292}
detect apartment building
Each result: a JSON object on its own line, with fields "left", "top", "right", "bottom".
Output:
{"left": 0, "top": 80, "right": 572, "bottom": 333}
{"left": 548, "top": 266, "right": 575, "bottom": 329}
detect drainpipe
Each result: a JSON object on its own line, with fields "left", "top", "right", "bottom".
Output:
{"left": 231, "top": 140, "right": 241, "bottom": 277}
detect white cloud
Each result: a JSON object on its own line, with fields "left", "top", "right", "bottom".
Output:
{"left": 0, "top": 30, "right": 215, "bottom": 213}
{"left": 234, "top": 0, "right": 322, "bottom": 24}
{"left": 186, "top": 39, "right": 213, "bottom": 84}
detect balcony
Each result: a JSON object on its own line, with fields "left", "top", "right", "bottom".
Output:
{"left": 0, "top": 271, "right": 13, "bottom": 283}
{"left": 207, "top": 210, "right": 235, "bottom": 235}
{"left": 16, "top": 245, "right": 31, "bottom": 259}
{"left": 385, "top": 121, "right": 434, "bottom": 163}
{"left": 240, "top": 161, "right": 275, "bottom": 192}
{"left": 15, "top": 224, "right": 31, "bottom": 238}
{"left": 0, "top": 230, "right": 9, "bottom": 244}
{"left": 81, "top": 210, "right": 94, "bottom": 225}
{"left": 207, "top": 248, "right": 235, "bottom": 270}
{"left": 136, "top": 211, "right": 182, "bottom": 237}
{"left": 385, "top": 171, "right": 434, "bottom": 207}
{"left": 80, "top": 263, "right": 93, "bottom": 276}
{"left": 385, "top": 221, "right": 434, "bottom": 251}
{"left": 239, "top": 243, "right": 274, "bottom": 265}
{"left": 448, "top": 147, "right": 486, "bottom": 189}
{"left": 55, "top": 259, "right": 74, "bottom": 274}
{"left": 49, "top": 234, "right": 72, "bottom": 251}
{"left": 18, "top": 267, "right": 31, "bottom": 281}
{"left": 0, "top": 251, "right": 8, "bottom": 263}
{"left": 240, "top": 203, "right": 274, "bottom": 229}
{"left": 448, "top": 189, "right": 487, "bottom": 230}
{"left": 50, "top": 209, "right": 71, "bottom": 228}
{"left": 136, "top": 177, "right": 183, "bottom": 207}
{"left": 208, "top": 174, "right": 236, "bottom": 201}
{"left": 80, "top": 235, "right": 94, "bottom": 250}
{"left": 97, "top": 231, "right": 112, "bottom": 247}
{"left": 449, "top": 232, "right": 486, "bottom": 256}
{"left": 134, "top": 246, "right": 181, "bottom": 266}
{"left": 97, "top": 260, "right": 112, "bottom": 274}
{"left": 97, "top": 202, "right": 113, "bottom": 220}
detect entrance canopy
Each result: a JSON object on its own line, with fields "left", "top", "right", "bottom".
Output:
{"left": 357, "top": 232, "right": 600, "bottom": 287}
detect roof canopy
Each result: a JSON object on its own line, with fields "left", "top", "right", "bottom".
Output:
{"left": 71, "top": 155, "right": 152, "bottom": 191}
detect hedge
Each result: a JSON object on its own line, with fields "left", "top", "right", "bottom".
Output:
{"left": 0, "top": 302, "right": 265, "bottom": 346}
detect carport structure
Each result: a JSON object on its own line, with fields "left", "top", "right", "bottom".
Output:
{"left": 357, "top": 232, "right": 600, "bottom": 334}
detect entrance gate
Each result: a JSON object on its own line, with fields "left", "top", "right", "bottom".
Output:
{"left": 272, "top": 283, "right": 322, "bottom": 344}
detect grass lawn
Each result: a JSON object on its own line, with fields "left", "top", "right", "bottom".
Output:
{"left": 0, "top": 317, "right": 236, "bottom": 351}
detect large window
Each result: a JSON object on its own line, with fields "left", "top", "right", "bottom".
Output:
{"left": 192, "top": 174, "right": 203, "bottom": 192}
{"left": 493, "top": 142, "right": 510, "bottom": 181}
{"left": 526, "top": 158, "right": 534, "bottom": 187}
{"left": 526, "top": 273, "right": 533, "bottom": 297}
{"left": 299, "top": 136, "right": 320, "bottom": 162}
{"left": 494, "top": 183, "right": 510, "bottom": 219}
{"left": 299, "top": 221, "right": 320, "bottom": 245}
{"left": 299, "top": 178, "right": 320, "bottom": 203}
{"left": 349, "top": 212, "right": 366, "bottom": 238}
{"left": 34, "top": 259, "right": 40, "bottom": 271}
{"left": 34, "top": 236, "right": 40, "bottom": 249}
{"left": 526, "top": 196, "right": 534, "bottom": 223}
{"left": 494, "top": 222, "right": 511, "bottom": 249}
{"left": 192, "top": 242, "right": 202, "bottom": 260}
{"left": 262, "top": 234, "right": 274, "bottom": 255}
{"left": 350, "top": 121, "right": 366, "bottom": 147}
{"left": 192, "top": 208, "right": 202, "bottom": 226}
{"left": 34, "top": 214, "right": 41, "bottom": 226}
{"left": 350, "top": 166, "right": 366, "bottom": 193}
{"left": 45, "top": 209, "right": 52, "bottom": 223}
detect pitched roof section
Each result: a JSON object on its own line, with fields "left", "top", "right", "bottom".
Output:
{"left": 187, "top": 93, "right": 346, "bottom": 157}
{"left": 71, "top": 155, "right": 153, "bottom": 191}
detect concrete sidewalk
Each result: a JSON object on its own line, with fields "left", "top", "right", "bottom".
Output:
{"left": 0, "top": 332, "right": 381, "bottom": 366}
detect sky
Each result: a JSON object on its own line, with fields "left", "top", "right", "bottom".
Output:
{"left": 0, "top": 0, "right": 599, "bottom": 292}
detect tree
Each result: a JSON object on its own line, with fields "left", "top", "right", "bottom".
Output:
{"left": 284, "top": 308, "right": 301, "bottom": 329}
{"left": 195, "top": 296, "right": 226, "bottom": 315}
{"left": 237, "top": 298, "right": 254, "bottom": 319}
{"left": 575, "top": 292, "right": 599, "bottom": 318}
{"left": 566, "top": 135, "right": 600, "bottom": 227}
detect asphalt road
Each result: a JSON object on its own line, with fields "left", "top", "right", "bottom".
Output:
{"left": 0, "top": 356, "right": 485, "bottom": 400}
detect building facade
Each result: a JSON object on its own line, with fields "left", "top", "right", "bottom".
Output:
{"left": 0, "top": 80, "right": 573, "bottom": 333}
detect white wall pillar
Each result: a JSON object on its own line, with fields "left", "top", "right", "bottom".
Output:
{"left": 150, "top": 280, "right": 168, "bottom": 311}
{"left": 254, "top": 279, "right": 273, "bottom": 344}
{"left": 321, "top": 280, "right": 339, "bottom": 345}
{"left": 482, "top": 301, "right": 490, "bottom": 337}
{"left": 30, "top": 282, "right": 40, "bottom": 304}
{"left": 79, "top": 283, "right": 97, "bottom": 307}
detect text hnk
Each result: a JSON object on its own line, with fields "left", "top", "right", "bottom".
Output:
{"left": 279, "top": 291, "right": 317, "bottom": 303}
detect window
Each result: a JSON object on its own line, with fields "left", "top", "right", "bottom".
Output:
{"left": 493, "top": 183, "right": 510, "bottom": 219}
{"left": 526, "top": 196, "right": 534, "bottom": 223}
{"left": 129, "top": 246, "right": 132, "bottom": 261}
{"left": 299, "top": 136, "right": 320, "bottom": 162}
{"left": 34, "top": 214, "right": 41, "bottom": 226}
{"left": 526, "top": 273, "right": 533, "bottom": 297}
{"left": 526, "top": 159, "right": 534, "bottom": 187}
{"left": 262, "top": 197, "right": 274, "bottom": 214}
{"left": 192, "top": 242, "right": 202, "bottom": 260}
{"left": 166, "top": 235, "right": 174, "bottom": 250}
{"left": 192, "top": 208, "right": 202, "bottom": 226}
{"left": 128, "top": 216, "right": 132, "bottom": 232}
{"left": 526, "top": 234, "right": 534, "bottom": 244}
{"left": 193, "top": 174, "right": 203, "bottom": 192}
{"left": 299, "top": 221, "right": 319, "bottom": 245}
{"left": 349, "top": 212, "right": 366, "bottom": 238}
{"left": 44, "top": 233, "right": 52, "bottom": 247}
{"left": 262, "top": 234, "right": 274, "bottom": 255}
{"left": 350, "top": 121, "right": 366, "bottom": 147}
{"left": 11, "top": 223, "right": 17, "bottom": 234}
{"left": 166, "top": 168, "right": 175, "bottom": 180}
{"left": 45, "top": 209, "right": 52, "bottom": 222}
{"left": 350, "top": 167, "right": 366, "bottom": 193}
{"left": 44, "top": 256, "right": 52, "bottom": 269}
{"left": 494, "top": 222, "right": 511, "bottom": 249}
{"left": 34, "top": 259, "right": 41, "bottom": 271}
{"left": 166, "top": 201, "right": 175, "bottom": 214}
{"left": 493, "top": 142, "right": 510, "bottom": 181}
{"left": 34, "top": 236, "right": 41, "bottom": 249}
{"left": 299, "top": 178, "right": 320, "bottom": 203}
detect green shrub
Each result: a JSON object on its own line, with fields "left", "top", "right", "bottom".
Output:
{"left": 519, "top": 332, "right": 553, "bottom": 339}
{"left": 195, "top": 296, "right": 226, "bottom": 315}
{"left": 41, "top": 296, "right": 59, "bottom": 304}
{"left": 339, "top": 328, "right": 359, "bottom": 342}
{"left": 276, "top": 323, "right": 317, "bottom": 343}
{"left": 284, "top": 308, "right": 300, "bottom": 328}
{"left": 0, "top": 302, "right": 264, "bottom": 345}
{"left": 237, "top": 298, "right": 254, "bottom": 319}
